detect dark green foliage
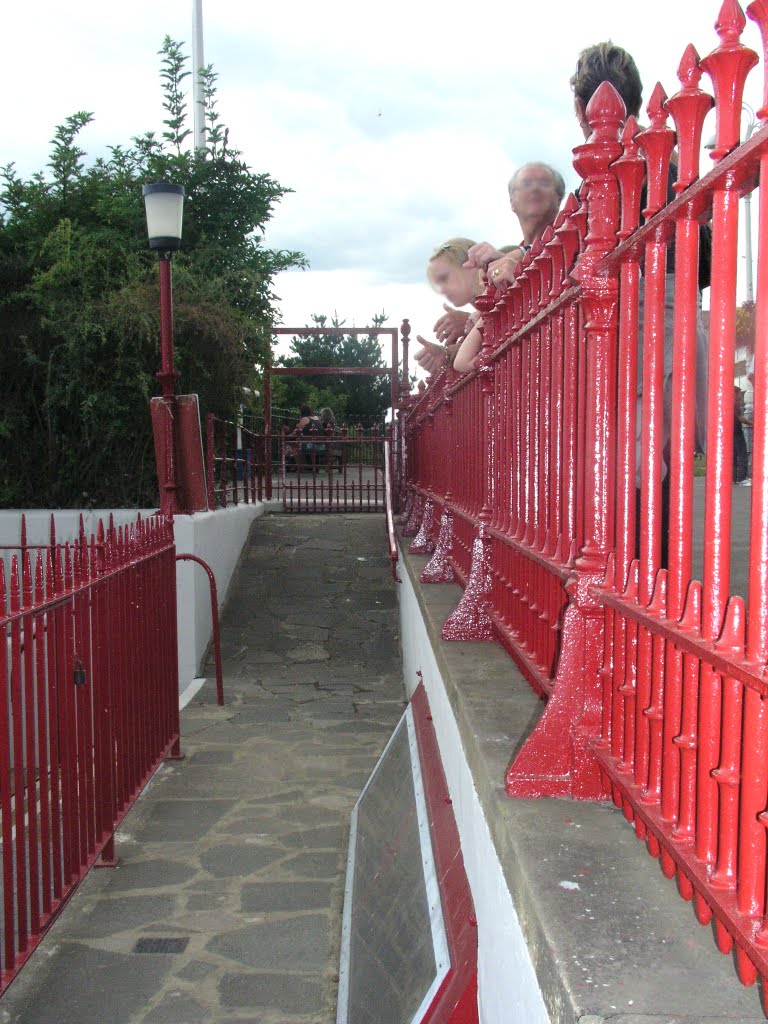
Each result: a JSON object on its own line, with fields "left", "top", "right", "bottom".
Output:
{"left": 272, "top": 313, "right": 393, "bottom": 427}
{"left": 0, "top": 37, "right": 304, "bottom": 508}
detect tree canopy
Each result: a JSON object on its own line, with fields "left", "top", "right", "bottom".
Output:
{"left": 270, "top": 313, "right": 394, "bottom": 427}
{"left": 0, "top": 37, "right": 304, "bottom": 508}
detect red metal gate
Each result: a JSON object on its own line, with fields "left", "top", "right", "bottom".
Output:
{"left": 262, "top": 323, "right": 409, "bottom": 512}
{"left": 280, "top": 425, "right": 388, "bottom": 513}
{"left": 0, "top": 514, "right": 180, "bottom": 995}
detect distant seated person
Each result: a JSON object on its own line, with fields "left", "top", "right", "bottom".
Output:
{"left": 414, "top": 238, "right": 484, "bottom": 377}
{"left": 318, "top": 406, "right": 337, "bottom": 433}
{"left": 318, "top": 406, "right": 342, "bottom": 468}
{"left": 286, "top": 404, "right": 326, "bottom": 472}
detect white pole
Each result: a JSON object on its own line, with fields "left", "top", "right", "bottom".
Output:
{"left": 744, "top": 104, "right": 756, "bottom": 305}
{"left": 192, "top": 0, "right": 206, "bottom": 151}
{"left": 745, "top": 192, "right": 754, "bottom": 304}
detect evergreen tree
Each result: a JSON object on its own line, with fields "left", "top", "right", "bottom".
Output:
{"left": 273, "top": 313, "right": 393, "bottom": 428}
{"left": 0, "top": 37, "right": 304, "bottom": 508}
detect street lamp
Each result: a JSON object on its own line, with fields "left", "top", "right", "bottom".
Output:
{"left": 143, "top": 182, "right": 185, "bottom": 515}
{"left": 143, "top": 183, "right": 185, "bottom": 397}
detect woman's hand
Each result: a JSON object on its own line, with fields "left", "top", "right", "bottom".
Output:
{"left": 432, "top": 304, "right": 470, "bottom": 345}
{"left": 415, "top": 336, "right": 450, "bottom": 376}
{"left": 487, "top": 250, "right": 524, "bottom": 289}
{"left": 463, "top": 241, "right": 504, "bottom": 270}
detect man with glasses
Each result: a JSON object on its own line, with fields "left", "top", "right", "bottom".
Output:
{"left": 463, "top": 162, "right": 566, "bottom": 289}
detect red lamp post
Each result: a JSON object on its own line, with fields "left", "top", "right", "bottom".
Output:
{"left": 142, "top": 182, "right": 185, "bottom": 516}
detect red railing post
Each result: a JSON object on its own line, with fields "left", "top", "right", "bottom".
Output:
{"left": 505, "top": 82, "right": 623, "bottom": 800}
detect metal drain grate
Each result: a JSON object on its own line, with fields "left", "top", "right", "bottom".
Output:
{"left": 133, "top": 937, "right": 190, "bottom": 955}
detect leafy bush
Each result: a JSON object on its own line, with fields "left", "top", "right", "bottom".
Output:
{"left": 271, "top": 313, "right": 393, "bottom": 428}
{"left": 0, "top": 38, "right": 304, "bottom": 508}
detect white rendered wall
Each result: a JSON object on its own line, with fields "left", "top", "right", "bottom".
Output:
{"left": 0, "top": 505, "right": 263, "bottom": 693}
{"left": 173, "top": 504, "right": 263, "bottom": 687}
{"left": 398, "top": 558, "right": 551, "bottom": 1024}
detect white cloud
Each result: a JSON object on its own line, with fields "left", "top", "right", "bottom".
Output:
{"left": 5, "top": 0, "right": 764, "bottom": 343}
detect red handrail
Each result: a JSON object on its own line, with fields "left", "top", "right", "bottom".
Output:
{"left": 175, "top": 554, "right": 224, "bottom": 707}
{"left": 384, "top": 438, "right": 401, "bottom": 582}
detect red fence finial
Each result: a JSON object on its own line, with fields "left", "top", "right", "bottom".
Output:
{"left": 555, "top": 195, "right": 582, "bottom": 288}
{"left": 636, "top": 84, "right": 676, "bottom": 218}
{"left": 612, "top": 116, "right": 645, "bottom": 241}
{"left": 747, "top": 0, "right": 768, "bottom": 119}
{"left": 701, "top": 0, "right": 758, "bottom": 160}
{"left": 665, "top": 45, "right": 714, "bottom": 191}
{"left": 573, "top": 81, "right": 624, "bottom": 274}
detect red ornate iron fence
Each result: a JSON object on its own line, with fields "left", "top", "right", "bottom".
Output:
{"left": 206, "top": 414, "right": 264, "bottom": 507}
{"left": 205, "top": 414, "right": 392, "bottom": 512}
{"left": 400, "top": 0, "right": 768, "bottom": 996}
{"left": 0, "top": 513, "right": 180, "bottom": 995}
{"left": 280, "top": 425, "right": 389, "bottom": 513}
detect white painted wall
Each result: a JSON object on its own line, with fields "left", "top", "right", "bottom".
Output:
{"left": 398, "top": 558, "right": 551, "bottom": 1024}
{"left": 173, "top": 504, "right": 263, "bottom": 687}
{"left": 0, "top": 505, "right": 263, "bottom": 693}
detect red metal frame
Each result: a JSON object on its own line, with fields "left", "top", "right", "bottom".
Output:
{"left": 399, "top": 0, "right": 768, "bottom": 996}
{"left": 0, "top": 513, "right": 181, "bottom": 995}
{"left": 409, "top": 682, "right": 478, "bottom": 1024}
{"left": 203, "top": 413, "right": 392, "bottom": 514}
{"left": 262, "top": 322, "right": 408, "bottom": 505}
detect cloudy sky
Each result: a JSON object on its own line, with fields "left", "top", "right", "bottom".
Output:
{"left": 4, "top": 0, "right": 765, "bottom": 358}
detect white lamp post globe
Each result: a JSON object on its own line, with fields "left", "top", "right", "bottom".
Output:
{"left": 142, "top": 183, "right": 185, "bottom": 253}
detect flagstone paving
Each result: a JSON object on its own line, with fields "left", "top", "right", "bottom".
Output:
{"left": 0, "top": 514, "right": 405, "bottom": 1024}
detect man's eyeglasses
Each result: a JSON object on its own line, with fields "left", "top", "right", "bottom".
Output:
{"left": 513, "top": 178, "right": 557, "bottom": 191}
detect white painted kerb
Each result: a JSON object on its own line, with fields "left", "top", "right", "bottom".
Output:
{"left": 398, "top": 556, "right": 551, "bottom": 1024}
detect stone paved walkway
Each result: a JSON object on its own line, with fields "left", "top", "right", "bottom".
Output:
{"left": 0, "top": 514, "right": 405, "bottom": 1024}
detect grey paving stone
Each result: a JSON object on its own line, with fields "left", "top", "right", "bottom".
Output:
{"left": 281, "top": 826, "right": 344, "bottom": 849}
{"left": 185, "top": 891, "right": 240, "bottom": 912}
{"left": 323, "top": 720, "right": 396, "bottom": 735}
{"left": 175, "top": 959, "right": 217, "bottom": 982}
{"left": 2, "top": 943, "right": 172, "bottom": 1024}
{"left": 228, "top": 703, "right": 293, "bottom": 724}
{"left": 280, "top": 851, "right": 340, "bottom": 879}
{"left": 219, "top": 972, "right": 324, "bottom": 1014}
{"left": 247, "top": 788, "right": 307, "bottom": 805}
{"left": 287, "top": 643, "right": 331, "bottom": 662}
{"left": 284, "top": 610, "right": 341, "bottom": 628}
{"left": 241, "top": 881, "right": 334, "bottom": 912}
{"left": 100, "top": 858, "right": 192, "bottom": 891}
{"left": 66, "top": 894, "right": 179, "bottom": 938}
{"left": 189, "top": 749, "right": 236, "bottom": 764}
{"left": 199, "top": 843, "right": 285, "bottom": 878}
{"left": 243, "top": 803, "right": 337, "bottom": 827}
{"left": 143, "top": 991, "right": 209, "bottom": 1023}
{"left": 142, "top": 800, "right": 236, "bottom": 842}
{"left": 302, "top": 539, "right": 346, "bottom": 550}
{"left": 207, "top": 915, "right": 329, "bottom": 970}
